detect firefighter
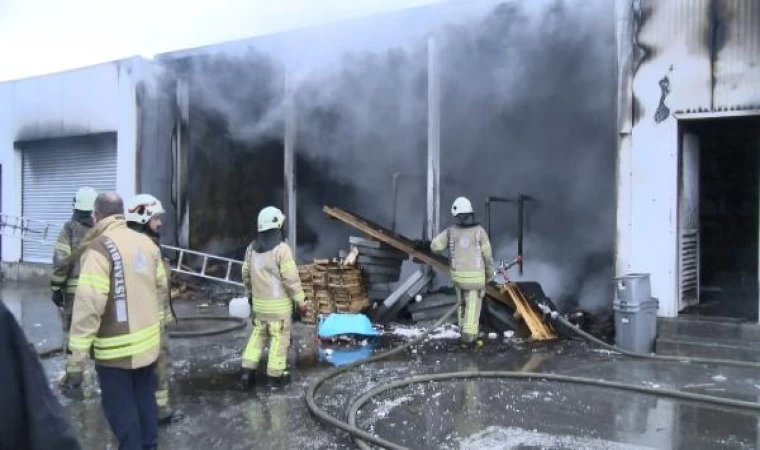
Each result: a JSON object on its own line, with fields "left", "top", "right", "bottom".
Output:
{"left": 427, "top": 197, "right": 494, "bottom": 347}
{"left": 51, "top": 186, "right": 97, "bottom": 381}
{"left": 240, "top": 206, "right": 308, "bottom": 388}
{"left": 64, "top": 192, "right": 167, "bottom": 450}
{"left": 125, "top": 193, "right": 183, "bottom": 426}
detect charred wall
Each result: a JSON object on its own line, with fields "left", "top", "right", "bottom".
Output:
{"left": 136, "top": 73, "right": 179, "bottom": 246}
{"left": 172, "top": 0, "right": 617, "bottom": 312}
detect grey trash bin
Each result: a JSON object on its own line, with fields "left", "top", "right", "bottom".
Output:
{"left": 614, "top": 273, "right": 652, "bottom": 305}
{"left": 614, "top": 299, "right": 659, "bottom": 354}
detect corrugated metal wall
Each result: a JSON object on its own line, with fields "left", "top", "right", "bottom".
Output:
{"left": 713, "top": 0, "right": 760, "bottom": 110}
{"left": 20, "top": 133, "right": 117, "bottom": 263}
{"left": 635, "top": 0, "right": 760, "bottom": 115}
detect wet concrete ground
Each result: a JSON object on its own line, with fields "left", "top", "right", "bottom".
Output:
{"left": 5, "top": 280, "right": 760, "bottom": 449}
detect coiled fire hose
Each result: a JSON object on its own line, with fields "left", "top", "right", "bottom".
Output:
{"left": 306, "top": 305, "right": 760, "bottom": 450}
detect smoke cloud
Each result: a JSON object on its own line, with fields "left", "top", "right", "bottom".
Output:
{"left": 171, "top": 0, "right": 617, "bottom": 313}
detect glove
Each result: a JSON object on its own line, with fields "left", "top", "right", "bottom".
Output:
{"left": 247, "top": 294, "right": 252, "bottom": 307}
{"left": 297, "top": 303, "right": 308, "bottom": 319}
{"left": 61, "top": 372, "right": 84, "bottom": 399}
{"left": 414, "top": 239, "right": 431, "bottom": 251}
{"left": 51, "top": 289, "right": 65, "bottom": 308}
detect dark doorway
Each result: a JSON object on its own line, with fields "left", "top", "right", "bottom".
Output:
{"left": 681, "top": 116, "right": 760, "bottom": 321}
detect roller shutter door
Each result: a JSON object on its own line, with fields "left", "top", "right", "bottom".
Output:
{"left": 21, "top": 134, "right": 117, "bottom": 263}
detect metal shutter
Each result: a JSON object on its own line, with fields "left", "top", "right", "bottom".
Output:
{"left": 22, "top": 134, "right": 117, "bottom": 263}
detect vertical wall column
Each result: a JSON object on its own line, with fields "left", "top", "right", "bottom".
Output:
{"left": 284, "top": 71, "right": 297, "bottom": 256}
{"left": 426, "top": 36, "right": 441, "bottom": 240}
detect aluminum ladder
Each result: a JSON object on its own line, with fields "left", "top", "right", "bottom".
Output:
{"left": 0, "top": 213, "right": 51, "bottom": 243}
{"left": 161, "top": 245, "right": 245, "bottom": 287}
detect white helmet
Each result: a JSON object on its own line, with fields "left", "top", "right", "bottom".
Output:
{"left": 258, "top": 206, "right": 285, "bottom": 232}
{"left": 74, "top": 187, "right": 98, "bottom": 211}
{"left": 126, "top": 194, "right": 165, "bottom": 224}
{"left": 451, "top": 197, "right": 474, "bottom": 217}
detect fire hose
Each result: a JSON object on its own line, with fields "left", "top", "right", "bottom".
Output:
{"left": 306, "top": 304, "right": 760, "bottom": 450}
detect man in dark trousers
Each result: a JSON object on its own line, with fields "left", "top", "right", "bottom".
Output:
{"left": 66, "top": 192, "right": 168, "bottom": 450}
{"left": 0, "top": 300, "right": 81, "bottom": 450}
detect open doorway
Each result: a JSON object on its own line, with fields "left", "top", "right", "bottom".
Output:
{"left": 679, "top": 116, "right": 760, "bottom": 321}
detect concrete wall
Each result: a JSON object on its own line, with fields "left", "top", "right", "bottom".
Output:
{"left": 616, "top": 0, "right": 760, "bottom": 317}
{"left": 0, "top": 57, "right": 173, "bottom": 267}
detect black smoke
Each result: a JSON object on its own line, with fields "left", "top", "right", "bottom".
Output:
{"left": 172, "top": 0, "right": 617, "bottom": 312}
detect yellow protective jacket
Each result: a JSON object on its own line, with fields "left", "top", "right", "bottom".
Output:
{"left": 68, "top": 215, "right": 168, "bottom": 371}
{"left": 242, "top": 241, "right": 305, "bottom": 321}
{"left": 431, "top": 225, "right": 494, "bottom": 290}
{"left": 51, "top": 217, "right": 93, "bottom": 295}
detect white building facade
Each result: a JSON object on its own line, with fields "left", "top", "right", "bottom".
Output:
{"left": 615, "top": 0, "right": 760, "bottom": 318}
{"left": 0, "top": 57, "right": 179, "bottom": 272}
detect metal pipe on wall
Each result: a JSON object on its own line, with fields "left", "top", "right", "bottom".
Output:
{"left": 391, "top": 172, "right": 401, "bottom": 232}
{"left": 426, "top": 35, "right": 441, "bottom": 240}
{"left": 284, "top": 71, "right": 297, "bottom": 257}
{"left": 485, "top": 196, "right": 516, "bottom": 239}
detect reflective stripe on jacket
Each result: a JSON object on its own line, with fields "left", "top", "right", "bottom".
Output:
{"left": 51, "top": 218, "right": 93, "bottom": 294}
{"left": 68, "top": 216, "right": 168, "bottom": 371}
{"left": 242, "top": 241, "right": 305, "bottom": 321}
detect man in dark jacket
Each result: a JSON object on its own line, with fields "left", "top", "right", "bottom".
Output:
{"left": 0, "top": 300, "right": 81, "bottom": 450}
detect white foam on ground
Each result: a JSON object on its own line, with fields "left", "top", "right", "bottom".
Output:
{"left": 390, "top": 324, "right": 461, "bottom": 340}
{"left": 456, "top": 426, "right": 658, "bottom": 450}
{"left": 373, "top": 394, "right": 414, "bottom": 419}
{"left": 712, "top": 374, "right": 727, "bottom": 382}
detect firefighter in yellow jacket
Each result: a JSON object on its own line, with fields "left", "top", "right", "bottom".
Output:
{"left": 63, "top": 192, "right": 168, "bottom": 450}
{"left": 429, "top": 197, "right": 494, "bottom": 346}
{"left": 241, "top": 206, "right": 307, "bottom": 388}
{"left": 51, "top": 186, "right": 97, "bottom": 377}
{"left": 126, "top": 193, "right": 183, "bottom": 425}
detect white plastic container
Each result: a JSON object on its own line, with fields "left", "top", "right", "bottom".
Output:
{"left": 229, "top": 297, "right": 251, "bottom": 319}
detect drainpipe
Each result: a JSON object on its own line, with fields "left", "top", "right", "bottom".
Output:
{"left": 284, "top": 70, "right": 297, "bottom": 257}
{"left": 391, "top": 172, "right": 401, "bottom": 232}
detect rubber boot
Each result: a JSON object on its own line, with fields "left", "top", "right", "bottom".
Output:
{"left": 459, "top": 339, "right": 484, "bottom": 350}
{"left": 158, "top": 409, "right": 185, "bottom": 426}
{"left": 240, "top": 369, "right": 256, "bottom": 388}
{"left": 267, "top": 375, "right": 290, "bottom": 389}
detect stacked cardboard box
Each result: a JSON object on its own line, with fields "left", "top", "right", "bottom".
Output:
{"left": 297, "top": 259, "right": 369, "bottom": 323}
{"left": 298, "top": 264, "right": 318, "bottom": 324}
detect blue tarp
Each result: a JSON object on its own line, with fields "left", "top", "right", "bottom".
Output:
{"left": 318, "top": 344, "right": 376, "bottom": 366}
{"left": 317, "top": 313, "right": 379, "bottom": 338}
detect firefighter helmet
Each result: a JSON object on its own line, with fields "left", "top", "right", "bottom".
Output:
{"left": 126, "top": 194, "right": 165, "bottom": 224}
{"left": 451, "top": 197, "right": 474, "bottom": 217}
{"left": 73, "top": 187, "right": 98, "bottom": 212}
{"left": 258, "top": 206, "right": 285, "bottom": 232}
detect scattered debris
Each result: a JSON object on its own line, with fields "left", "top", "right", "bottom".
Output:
{"left": 685, "top": 383, "right": 715, "bottom": 389}
{"left": 390, "top": 324, "right": 461, "bottom": 340}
